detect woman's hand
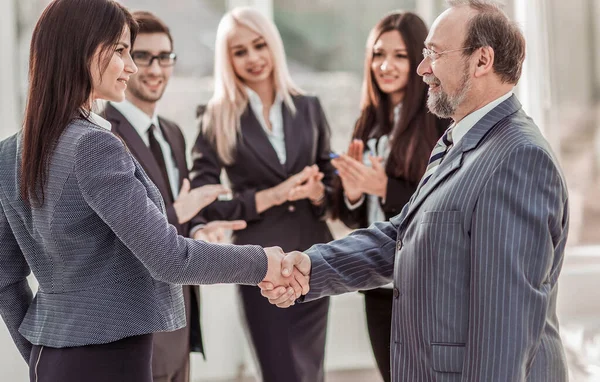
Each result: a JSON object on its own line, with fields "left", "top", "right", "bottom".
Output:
{"left": 288, "top": 166, "right": 325, "bottom": 205}
{"left": 255, "top": 166, "right": 319, "bottom": 213}
{"left": 332, "top": 154, "right": 388, "bottom": 200}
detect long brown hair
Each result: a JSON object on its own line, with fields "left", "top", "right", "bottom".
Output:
{"left": 20, "top": 0, "right": 137, "bottom": 205}
{"left": 354, "top": 11, "right": 444, "bottom": 182}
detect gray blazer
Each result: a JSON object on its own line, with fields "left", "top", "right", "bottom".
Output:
{"left": 0, "top": 118, "right": 267, "bottom": 362}
{"left": 304, "top": 95, "right": 569, "bottom": 381}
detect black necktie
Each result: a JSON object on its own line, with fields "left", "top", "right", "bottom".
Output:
{"left": 148, "top": 124, "right": 174, "bottom": 202}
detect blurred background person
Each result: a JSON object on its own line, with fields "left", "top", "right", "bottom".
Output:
{"left": 330, "top": 11, "right": 447, "bottom": 382}
{"left": 189, "top": 7, "right": 335, "bottom": 382}
{"left": 103, "top": 11, "right": 246, "bottom": 382}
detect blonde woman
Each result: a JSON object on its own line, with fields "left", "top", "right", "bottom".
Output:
{"left": 189, "top": 7, "right": 333, "bottom": 382}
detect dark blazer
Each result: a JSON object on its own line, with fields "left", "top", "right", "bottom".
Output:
{"left": 0, "top": 119, "right": 268, "bottom": 362}
{"left": 104, "top": 104, "right": 205, "bottom": 367}
{"left": 335, "top": 118, "right": 447, "bottom": 229}
{"left": 190, "top": 95, "right": 334, "bottom": 251}
{"left": 303, "top": 95, "right": 570, "bottom": 381}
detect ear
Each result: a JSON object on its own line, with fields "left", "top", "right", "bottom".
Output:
{"left": 473, "top": 46, "right": 495, "bottom": 78}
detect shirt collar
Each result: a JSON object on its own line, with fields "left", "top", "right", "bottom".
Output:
{"left": 87, "top": 111, "right": 112, "bottom": 131}
{"left": 451, "top": 90, "right": 513, "bottom": 146}
{"left": 109, "top": 99, "right": 160, "bottom": 136}
{"left": 245, "top": 86, "right": 283, "bottom": 111}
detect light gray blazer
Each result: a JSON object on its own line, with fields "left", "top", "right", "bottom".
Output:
{"left": 0, "top": 118, "right": 267, "bottom": 362}
{"left": 305, "top": 95, "right": 569, "bottom": 381}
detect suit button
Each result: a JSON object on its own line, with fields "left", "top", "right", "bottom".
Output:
{"left": 288, "top": 205, "right": 296, "bottom": 212}
{"left": 396, "top": 240, "right": 403, "bottom": 252}
{"left": 393, "top": 288, "right": 400, "bottom": 299}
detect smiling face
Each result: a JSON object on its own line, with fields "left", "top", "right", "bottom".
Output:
{"left": 370, "top": 30, "right": 410, "bottom": 105}
{"left": 417, "top": 7, "right": 475, "bottom": 119}
{"left": 228, "top": 24, "right": 274, "bottom": 86}
{"left": 90, "top": 27, "right": 137, "bottom": 102}
{"left": 126, "top": 32, "right": 174, "bottom": 104}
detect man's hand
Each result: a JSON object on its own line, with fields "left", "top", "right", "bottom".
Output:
{"left": 192, "top": 220, "right": 247, "bottom": 243}
{"left": 173, "top": 180, "right": 230, "bottom": 224}
{"left": 259, "top": 251, "right": 312, "bottom": 308}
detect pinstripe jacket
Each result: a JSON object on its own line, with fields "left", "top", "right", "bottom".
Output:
{"left": 304, "top": 95, "right": 569, "bottom": 381}
{"left": 0, "top": 118, "right": 268, "bottom": 362}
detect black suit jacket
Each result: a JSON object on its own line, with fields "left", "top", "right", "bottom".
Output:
{"left": 190, "top": 95, "right": 334, "bottom": 251}
{"left": 103, "top": 104, "right": 205, "bottom": 364}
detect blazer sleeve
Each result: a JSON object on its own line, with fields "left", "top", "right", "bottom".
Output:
{"left": 74, "top": 128, "right": 267, "bottom": 286}
{"left": 0, "top": 199, "right": 33, "bottom": 362}
{"left": 189, "top": 128, "right": 261, "bottom": 223}
{"left": 309, "top": 97, "right": 336, "bottom": 219}
{"left": 302, "top": 219, "right": 399, "bottom": 301}
{"left": 462, "top": 145, "right": 568, "bottom": 381}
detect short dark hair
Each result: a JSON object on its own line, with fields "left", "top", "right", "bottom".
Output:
{"left": 131, "top": 11, "right": 173, "bottom": 49}
{"left": 447, "top": 0, "right": 526, "bottom": 84}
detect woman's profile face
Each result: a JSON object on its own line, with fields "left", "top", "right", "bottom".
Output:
{"left": 371, "top": 30, "right": 411, "bottom": 102}
{"left": 90, "top": 27, "right": 138, "bottom": 102}
{"left": 228, "top": 24, "right": 274, "bottom": 87}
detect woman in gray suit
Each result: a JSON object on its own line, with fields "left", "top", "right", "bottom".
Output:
{"left": 0, "top": 1, "right": 304, "bottom": 381}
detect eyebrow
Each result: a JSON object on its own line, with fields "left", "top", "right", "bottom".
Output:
{"left": 230, "top": 37, "right": 265, "bottom": 50}
{"left": 117, "top": 42, "right": 130, "bottom": 49}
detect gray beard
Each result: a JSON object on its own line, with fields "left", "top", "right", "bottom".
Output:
{"left": 427, "top": 69, "right": 471, "bottom": 119}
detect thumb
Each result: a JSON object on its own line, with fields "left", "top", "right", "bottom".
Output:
{"left": 282, "top": 251, "right": 311, "bottom": 277}
{"left": 369, "top": 155, "right": 383, "bottom": 171}
{"left": 223, "top": 220, "right": 247, "bottom": 231}
{"left": 179, "top": 179, "right": 191, "bottom": 196}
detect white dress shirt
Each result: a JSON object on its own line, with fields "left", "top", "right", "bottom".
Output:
{"left": 87, "top": 111, "right": 112, "bottom": 131}
{"left": 109, "top": 100, "right": 180, "bottom": 198}
{"left": 246, "top": 87, "right": 286, "bottom": 164}
{"left": 449, "top": 91, "right": 513, "bottom": 151}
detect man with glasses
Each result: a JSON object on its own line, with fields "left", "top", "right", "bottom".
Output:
{"left": 103, "top": 11, "right": 245, "bottom": 382}
{"left": 262, "top": 1, "right": 569, "bottom": 381}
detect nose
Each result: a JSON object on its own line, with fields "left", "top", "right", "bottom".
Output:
{"left": 147, "top": 58, "right": 162, "bottom": 75}
{"left": 247, "top": 48, "right": 260, "bottom": 62}
{"left": 125, "top": 53, "right": 138, "bottom": 75}
{"left": 380, "top": 59, "right": 389, "bottom": 72}
{"left": 416, "top": 57, "right": 431, "bottom": 77}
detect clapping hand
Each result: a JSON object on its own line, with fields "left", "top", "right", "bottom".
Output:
{"left": 331, "top": 139, "right": 388, "bottom": 200}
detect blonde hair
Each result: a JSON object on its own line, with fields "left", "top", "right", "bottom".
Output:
{"left": 202, "top": 7, "right": 303, "bottom": 164}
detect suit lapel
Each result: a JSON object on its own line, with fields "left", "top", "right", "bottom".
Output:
{"left": 399, "top": 94, "right": 523, "bottom": 228}
{"left": 282, "top": 102, "right": 304, "bottom": 174}
{"left": 240, "top": 106, "right": 287, "bottom": 179}
{"left": 104, "top": 104, "right": 173, "bottom": 200}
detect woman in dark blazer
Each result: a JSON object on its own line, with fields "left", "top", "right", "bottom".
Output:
{"left": 190, "top": 7, "right": 334, "bottom": 382}
{"left": 0, "top": 1, "right": 304, "bottom": 381}
{"left": 330, "top": 12, "right": 448, "bottom": 382}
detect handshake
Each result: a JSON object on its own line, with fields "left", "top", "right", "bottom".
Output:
{"left": 258, "top": 247, "right": 312, "bottom": 308}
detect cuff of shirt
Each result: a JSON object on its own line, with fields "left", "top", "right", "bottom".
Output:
{"left": 344, "top": 194, "right": 365, "bottom": 210}
{"left": 189, "top": 224, "right": 206, "bottom": 238}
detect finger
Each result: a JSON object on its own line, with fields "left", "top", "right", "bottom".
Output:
{"left": 334, "top": 158, "right": 362, "bottom": 183}
{"left": 276, "top": 296, "right": 297, "bottom": 308}
{"left": 258, "top": 281, "right": 275, "bottom": 291}
{"left": 355, "top": 140, "right": 364, "bottom": 159}
{"left": 212, "top": 220, "right": 247, "bottom": 231}
{"left": 292, "top": 268, "right": 310, "bottom": 295}
{"left": 260, "top": 285, "right": 286, "bottom": 299}
{"left": 268, "top": 287, "right": 296, "bottom": 305}
{"left": 178, "top": 179, "right": 191, "bottom": 196}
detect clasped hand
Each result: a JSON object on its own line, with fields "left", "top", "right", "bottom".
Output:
{"left": 259, "top": 247, "right": 312, "bottom": 308}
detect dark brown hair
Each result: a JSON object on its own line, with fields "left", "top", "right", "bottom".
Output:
{"left": 332, "top": 11, "right": 446, "bottom": 219}
{"left": 20, "top": 0, "right": 137, "bottom": 205}
{"left": 131, "top": 10, "right": 173, "bottom": 49}
{"left": 448, "top": 0, "right": 526, "bottom": 84}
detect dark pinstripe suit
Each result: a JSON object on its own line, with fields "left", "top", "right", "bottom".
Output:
{"left": 303, "top": 95, "right": 569, "bottom": 381}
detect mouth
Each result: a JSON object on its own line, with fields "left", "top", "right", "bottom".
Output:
{"left": 141, "top": 77, "right": 164, "bottom": 91}
{"left": 246, "top": 65, "right": 266, "bottom": 76}
{"left": 117, "top": 78, "right": 128, "bottom": 87}
{"left": 379, "top": 74, "right": 398, "bottom": 84}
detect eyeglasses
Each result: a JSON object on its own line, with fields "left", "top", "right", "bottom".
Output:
{"left": 131, "top": 51, "right": 177, "bottom": 67}
{"left": 422, "top": 47, "right": 471, "bottom": 62}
